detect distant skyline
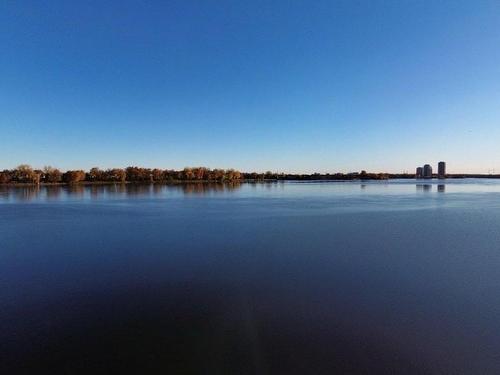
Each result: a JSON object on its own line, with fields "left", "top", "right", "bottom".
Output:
{"left": 2, "top": 1, "right": 500, "bottom": 173}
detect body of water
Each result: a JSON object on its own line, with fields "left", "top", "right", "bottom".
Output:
{"left": 2, "top": 180, "right": 500, "bottom": 374}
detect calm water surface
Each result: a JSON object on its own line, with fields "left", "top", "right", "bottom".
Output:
{"left": 2, "top": 180, "right": 500, "bottom": 374}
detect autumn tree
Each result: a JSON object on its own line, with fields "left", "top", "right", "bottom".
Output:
{"left": 162, "top": 169, "right": 175, "bottom": 181}
{"left": 230, "top": 169, "right": 241, "bottom": 180}
{"left": 43, "top": 166, "right": 62, "bottom": 183}
{"left": 88, "top": 167, "right": 104, "bottom": 181}
{"left": 193, "top": 167, "right": 207, "bottom": 180}
{"left": 14, "top": 165, "right": 40, "bottom": 184}
{"left": 126, "top": 166, "right": 152, "bottom": 182}
{"left": 106, "top": 168, "right": 126, "bottom": 182}
{"left": 183, "top": 167, "right": 195, "bottom": 180}
{"left": 62, "top": 170, "right": 86, "bottom": 184}
{"left": 151, "top": 168, "right": 163, "bottom": 182}
{"left": 0, "top": 170, "right": 12, "bottom": 183}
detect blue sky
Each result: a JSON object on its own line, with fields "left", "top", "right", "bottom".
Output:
{"left": 1, "top": 0, "right": 500, "bottom": 173}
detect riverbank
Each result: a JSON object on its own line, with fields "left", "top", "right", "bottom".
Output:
{"left": 2, "top": 174, "right": 500, "bottom": 187}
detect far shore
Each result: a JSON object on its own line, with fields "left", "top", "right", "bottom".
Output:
{"left": 4, "top": 165, "right": 500, "bottom": 186}
{"left": 2, "top": 174, "right": 500, "bottom": 187}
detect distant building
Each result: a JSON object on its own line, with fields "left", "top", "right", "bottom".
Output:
{"left": 423, "top": 164, "right": 433, "bottom": 179}
{"left": 438, "top": 161, "right": 446, "bottom": 179}
{"left": 416, "top": 167, "right": 423, "bottom": 179}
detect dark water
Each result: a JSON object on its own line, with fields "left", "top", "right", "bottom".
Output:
{"left": 2, "top": 180, "right": 500, "bottom": 374}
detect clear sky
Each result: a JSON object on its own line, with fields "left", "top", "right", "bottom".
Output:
{"left": 1, "top": 1, "right": 500, "bottom": 173}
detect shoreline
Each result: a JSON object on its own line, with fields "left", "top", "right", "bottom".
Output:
{"left": 2, "top": 175, "right": 500, "bottom": 187}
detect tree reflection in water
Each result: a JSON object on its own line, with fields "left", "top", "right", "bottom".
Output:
{"left": 0, "top": 182, "right": 244, "bottom": 202}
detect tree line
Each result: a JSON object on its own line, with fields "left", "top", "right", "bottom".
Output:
{"left": 0, "top": 165, "right": 246, "bottom": 184}
{"left": 0, "top": 165, "right": 398, "bottom": 185}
